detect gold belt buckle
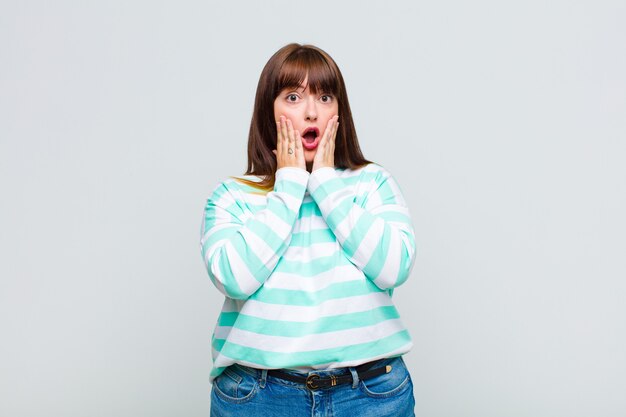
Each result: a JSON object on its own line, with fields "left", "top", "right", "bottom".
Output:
{"left": 305, "top": 374, "right": 320, "bottom": 390}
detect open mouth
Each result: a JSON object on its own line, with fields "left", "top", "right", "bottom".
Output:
{"left": 301, "top": 127, "right": 320, "bottom": 150}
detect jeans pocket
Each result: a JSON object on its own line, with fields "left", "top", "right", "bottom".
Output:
{"left": 359, "top": 357, "right": 412, "bottom": 399}
{"left": 212, "top": 365, "right": 259, "bottom": 404}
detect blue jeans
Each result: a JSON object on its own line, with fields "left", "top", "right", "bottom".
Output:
{"left": 210, "top": 356, "right": 415, "bottom": 417}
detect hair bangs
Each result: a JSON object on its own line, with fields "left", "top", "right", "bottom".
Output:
{"left": 276, "top": 49, "right": 340, "bottom": 97}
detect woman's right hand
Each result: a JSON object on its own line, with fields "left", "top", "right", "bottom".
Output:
{"left": 273, "top": 115, "right": 306, "bottom": 171}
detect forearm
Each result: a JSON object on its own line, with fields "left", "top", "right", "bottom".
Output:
{"left": 308, "top": 167, "right": 416, "bottom": 290}
{"left": 201, "top": 167, "right": 309, "bottom": 299}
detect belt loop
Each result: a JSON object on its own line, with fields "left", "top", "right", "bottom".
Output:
{"left": 349, "top": 366, "right": 359, "bottom": 389}
{"left": 259, "top": 369, "right": 268, "bottom": 389}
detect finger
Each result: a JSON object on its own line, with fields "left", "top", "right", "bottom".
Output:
{"left": 285, "top": 118, "right": 293, "bottom": 156}
{"left": 330, "top": 121, "right": 338, "bottom": 156}
{"left": 294, "top": 129, "right": 305, "bottom": 167}
{"left": 331, "top": 117, "right": 339, "bottom": 138}
{"left": 327, "top": 117, "right": 335, "bottom": 136}
{"left": 327, "top": 120, "right": 335, "bottom": 145}
{"left": 326, "top": 118, "right": 338, "bottom": 157}
{"left": 331, "top": 118, "right": 339, "bottom": 142}
{"left": 328, "top": 123, "right": 339, "bottom": 158}
{"left": 294, "top": 129, "right": 303, "bottom": 151}
{"left": 280, "top": 116, "right": 289, "bottom": 153}
{"left": 286, "top": 119, "right": 296, "bottom": 157}
{"left": 278, "top": 116, "right": 286, "bottom": 159}
{"left": 286, "top": 119, "right": 295, "bottom": 145}
{"left": 276, "top": 120, "right": 283, "bottom": 156}
{"left": 320, "top": 117, "right": 334, "bottom": 147}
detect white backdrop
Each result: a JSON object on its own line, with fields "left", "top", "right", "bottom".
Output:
{"left": 1, "top": 1, "right": 625, "bottom": 416}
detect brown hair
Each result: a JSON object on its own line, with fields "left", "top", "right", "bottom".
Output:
{"left": 235, "top": 43, "right": 373, "bottom": 190}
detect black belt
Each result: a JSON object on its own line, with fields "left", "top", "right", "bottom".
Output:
{"left": 267, "top": 359, "right": 392, "bottom": 391}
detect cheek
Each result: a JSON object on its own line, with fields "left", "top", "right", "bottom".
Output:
{"left": 273, "top": 101, "right": 281, "bottom": 121}
{"left": 323, "top": 105, "right": 339, "bottom": 124}
{"left": 273, "top": 100, "right": 299, "bottom": 122}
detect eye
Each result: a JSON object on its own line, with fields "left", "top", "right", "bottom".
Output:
{"left": 286, "top": 94, "right": 298, "bottom": 102}
{"left": 320, "top": 94, "right": 333, "bottom": 103}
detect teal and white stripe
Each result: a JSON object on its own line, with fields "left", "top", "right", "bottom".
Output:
{"left": 200, "top": 163, "right": 416, "bottom": 382}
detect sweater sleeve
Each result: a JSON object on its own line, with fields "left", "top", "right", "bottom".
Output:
{"left": 307, "top": 165, "right": 416, "bottom": 290}
{"left": 200, "top": 167, "right": 309, "bottom": 299}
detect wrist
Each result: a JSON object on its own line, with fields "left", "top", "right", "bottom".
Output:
{"left": 276, "top": 166, "right": 310, "bottom": 177}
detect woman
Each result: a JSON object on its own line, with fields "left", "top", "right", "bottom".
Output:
{"left": 200, "top": 43, "right": 417, "bottom": 416}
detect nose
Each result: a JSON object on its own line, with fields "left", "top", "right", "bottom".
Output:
{"left": 305, "top": 97, "right": 317, "bottom": 121}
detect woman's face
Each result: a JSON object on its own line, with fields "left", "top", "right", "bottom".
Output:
{"left": 273, "top": 76, "right": 339, "bottom": 166}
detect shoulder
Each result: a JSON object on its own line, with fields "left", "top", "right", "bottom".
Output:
{"left": 206, "top": 175, "right": 268, "bottom": 202}
{"left": 361, "top": 162, "right": 393, "bottom": 176}
{"left": 344, "top": 163, "right": 395, "bottom": 184}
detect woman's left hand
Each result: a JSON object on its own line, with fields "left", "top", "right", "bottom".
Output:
{"left": 312, "top": 115, "right": 339, "bottom": 172}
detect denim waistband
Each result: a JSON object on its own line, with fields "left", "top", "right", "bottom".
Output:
{"left": 230, "top": 356, "right": 401, "bottom": 389}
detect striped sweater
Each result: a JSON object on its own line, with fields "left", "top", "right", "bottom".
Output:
{"left": 200, "top": 163, "right": 416, "bottom": 382}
